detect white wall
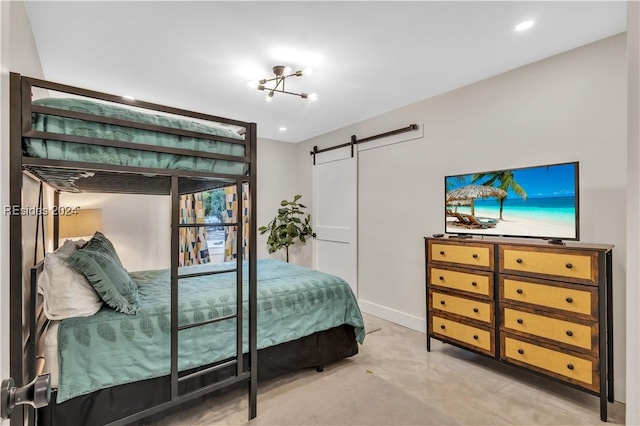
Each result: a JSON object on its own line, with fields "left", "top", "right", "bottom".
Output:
{"left": 58, "top": 137, "right": 299, "bottom": 272}
{"left": 0, "top": 1, "right": 47, "bottom": 423}
{"left": 255, "top": 138, "right": 300, "bottom": 262}
{"left": 0, "top": 3, "right": 10, "bottom": 423}
{"left": 297, "top": 34, "right": 628, "bottom": 402}
{"left": 626, "top": 1, "right": 640, "bottom": 423}
{"left": 59, "top": 193, "right": 171, "bottom": 272}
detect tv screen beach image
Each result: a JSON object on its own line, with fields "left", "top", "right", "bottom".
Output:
{"left": 445, "top": 163, "right": 578, "bottom": 240}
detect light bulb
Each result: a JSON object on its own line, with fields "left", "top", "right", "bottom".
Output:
{"left": 265, "top": 92, "right": 274, "bottom": 102}
{"left": 308, "top": 93, "right": 318, "bottom": 101}
{"left": 515, "top": 20, "right": 535, "bottom": 31}
{"left": 283, "top": 66, "right": 293, "bottom": 76}
{"left": 302, "top": 67, "right": 314, "bottom": 76}
{"left": 246, "top": 80, "right": 259, "bottom": 90}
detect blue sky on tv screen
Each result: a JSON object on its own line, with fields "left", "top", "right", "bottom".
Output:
{"left": 447, "top": 163, "right": 576, "bottom": 199}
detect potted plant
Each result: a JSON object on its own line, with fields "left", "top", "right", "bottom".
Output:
{"left": 259, "top": 195, "right": 313, "bottom": 262}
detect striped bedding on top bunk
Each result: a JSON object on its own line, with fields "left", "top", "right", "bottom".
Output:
{"left": 54, "top": 259, "right": 365, "bottom": 403}
{"left": 24, "top": 97, "right": 248, "bottom": 175}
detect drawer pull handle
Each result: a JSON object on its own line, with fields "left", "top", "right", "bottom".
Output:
{"left": 566, "top": 330, "right": 573, "bottom": 337}
{"left": 517, "top": 319, "right": 523, "bottom": 324}
{"left": 473, "top": 308, "right": 479, "bottom": 313}
{"left": 567, "top": 364, "right": 574, "bottom": 371}
{"left": 471, "top": 281, "right": 478, "bottom": 287}
{"left": 473, "top": 335, "right": 478, "bottom": 340}
{"left": 517, "top": 349, "right": 524, "bottom": 355}
{"left": 440, "top": 325, "right": 446, "bottom": 330}
{"left": 472, "top": 253, "right": 478, "bottom": 259}
{"left": 566, "top": 297, "right": 573, "bottom": 303}
{"left": 516, "top": 258, "right": 523, "bottom": 264}
{"left": 516, "top": 289, "right": 523, "bottom": 294}
{"left": 439, "top": 250, "right": 445, "bottom": 255}
{"left": 439, "top": 276, "right": 444, "bottom": 281}
{"left": 566, "top": 263, "right": 573, "bottom": 269}
{"left": 440, "top": 300, "right": 446, "bottom": 305}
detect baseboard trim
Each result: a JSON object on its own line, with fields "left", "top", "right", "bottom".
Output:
{"left": 358, "top": 299, "right": 425, "bottom": 333}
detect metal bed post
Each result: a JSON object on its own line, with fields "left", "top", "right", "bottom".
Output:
{"left": 170, "top": 175, "right": 180, "bottom": 401}
{"left": 248, "top": 122, "right": 258, "bottom": 419}
{"left": 53, "top": 191, "right": 60, "bottom": 250}
{"left": 9, "top": 72, "right": 26, "bottom": 426}
{"left": 235, "top": 179, "right": 244, "bottom": 380}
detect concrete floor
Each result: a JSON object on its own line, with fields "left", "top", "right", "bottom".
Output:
{"left": 149, "top": 313, "right": 625, "bottom": 425}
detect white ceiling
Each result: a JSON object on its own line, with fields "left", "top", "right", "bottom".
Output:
{"left": 25, "top": 1, "right": 626, "bottom": 143}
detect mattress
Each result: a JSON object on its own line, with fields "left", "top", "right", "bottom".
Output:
{"left": 24, "top": 98, "right": 248, "bottom": 175}
{"left": 53, "top": 259, "right": 364, "bottom": 403}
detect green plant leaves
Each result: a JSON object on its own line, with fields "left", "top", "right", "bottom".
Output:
{"left": 259, "top": 195, "right": 313, "bottom": 261}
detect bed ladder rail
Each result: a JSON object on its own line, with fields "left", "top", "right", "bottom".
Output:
{"left": 177, "top": 313, "right": 237, "bottom": 331}
{"left": 177, "top": 358, "right": 239, "bottom": 384}
{"left": 177, "top": 269, "right": 237, "bottom": 279}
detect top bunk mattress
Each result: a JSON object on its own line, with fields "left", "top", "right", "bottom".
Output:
{"left": 24, "top": 98, "right": 248, "bottom": 175}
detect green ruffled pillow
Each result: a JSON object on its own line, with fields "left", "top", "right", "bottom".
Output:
{"left": 68, "top": 233, "right": 139, "bottom": 314}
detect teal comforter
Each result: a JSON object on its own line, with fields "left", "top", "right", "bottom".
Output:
{"left": 56, "top": 259, "right": 364, "bottom": 402}
{"left": 25, "top": 98, "right": 248, "bottom": 175}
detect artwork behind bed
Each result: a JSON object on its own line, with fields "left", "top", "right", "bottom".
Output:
{"left": 54, "top": 259, "right": 364, "bottom": 403}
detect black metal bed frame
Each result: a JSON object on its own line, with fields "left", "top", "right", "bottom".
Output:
{"left": 8, "top": 73, "right": 258, "bottom": 426}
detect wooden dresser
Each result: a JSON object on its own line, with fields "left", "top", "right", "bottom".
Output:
{"left": 425, "top": 237, "right": 613, "bottom": 421}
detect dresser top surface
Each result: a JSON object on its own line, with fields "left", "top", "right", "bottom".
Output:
{"left": 425, "top": 236, "right": 613, "bottom": 252}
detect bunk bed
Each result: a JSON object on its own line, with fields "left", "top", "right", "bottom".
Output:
{"left": 8, "top": 74, "right": 364, "bottom": 426}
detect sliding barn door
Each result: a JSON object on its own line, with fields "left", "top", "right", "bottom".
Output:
{"left": 312, "top": 147, "right": 358, "bottom": 295}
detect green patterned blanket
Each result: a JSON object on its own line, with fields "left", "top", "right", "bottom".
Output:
{"left": 25, "top": 97, "right": 247, "bottom": 175}
{"left": 56, "top": 259, "right": 364, "bottom": 403}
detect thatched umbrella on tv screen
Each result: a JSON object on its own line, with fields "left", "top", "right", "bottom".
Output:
{"left": 446, "top": 185, "right": 507, "bottom": 216}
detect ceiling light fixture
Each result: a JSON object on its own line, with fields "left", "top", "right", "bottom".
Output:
{"left": 515, "top": 20, "right": 535, "bottom": 31}
{"left": 248, "top": 65, "right": 317, "bottom": 102}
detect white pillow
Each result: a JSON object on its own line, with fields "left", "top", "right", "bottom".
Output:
{"left": 43, "top": 321, "right": 60, "bottom": 388}
{"left": 38, "top": 240, "right": 103, "bottom": 320}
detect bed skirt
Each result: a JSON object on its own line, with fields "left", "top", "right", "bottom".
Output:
{"left": 38, "top": 324, "right": 358, "bottom": 426}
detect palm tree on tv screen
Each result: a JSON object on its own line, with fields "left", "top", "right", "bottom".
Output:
{"left": 471, "top": 171, "right": 527, "bottom": 220}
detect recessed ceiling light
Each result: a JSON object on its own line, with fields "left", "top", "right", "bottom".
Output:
{"left": 122, "top": 95, "right": 135, "bottom": 100}
{"left": 279, "top": 127, "right": 287, "bottom": 131}
{"left": 515, "top": 20, "right": 535, "bottom": 32}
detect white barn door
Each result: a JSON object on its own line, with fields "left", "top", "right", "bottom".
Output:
{"left": 312, "top": 147, "right": 358, "bottom": 295}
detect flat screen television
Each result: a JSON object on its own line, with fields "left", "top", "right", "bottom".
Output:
{"left": 445, "top": 161, "right": 579, "bottom": 241}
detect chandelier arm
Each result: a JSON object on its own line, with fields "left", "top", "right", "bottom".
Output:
{"left": 273, "top": 76, "right": 285, "bottom": 92}
{"left": 259, "top": 76, "right": 280, "bottom": 84}
{"left": 262, "top": 87, "right": 305, "bottom": 97}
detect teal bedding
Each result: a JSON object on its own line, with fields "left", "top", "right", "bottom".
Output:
{"left": 25, "top": 98, "right": 248, "bottom": 175}
{"left": 56, "top": 259, "right": 364, "bottom": 403}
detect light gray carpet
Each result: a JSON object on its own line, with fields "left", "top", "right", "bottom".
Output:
{"left": 245, "top": 368, "right": 459, "bottom": 425}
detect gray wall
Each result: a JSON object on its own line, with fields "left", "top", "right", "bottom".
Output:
{"left": 626, "top": 1, "right": 640, "bottom": 423}
{"left": 0, "top": 1, "right": 48, "bottom": 423}
{"left": 296, "top": 33, "right": 628, "bottom": 401}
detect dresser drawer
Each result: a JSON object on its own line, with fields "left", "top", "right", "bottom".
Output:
{"left": 431, "top": 291, "right": 493, "bottom": 325}
{"left": 429, "top": 241, "right": 494, "bottom": 271}
{"left": 501, "top": 276, "right": 597, "bottom": 320}
{"left": 429, "top": 266, "right": 493, "bottom": 298}
{"left": 500, "top": 245, "right": 597, "bottom": 285}
{"left": 502, "top": 307, "right": 597, "bottom": 354}
{"left": 431, "top": 315, "right": 494, "bottom": 356}
{"left": 502, "top": 335, "right": 598, "bottom": 392}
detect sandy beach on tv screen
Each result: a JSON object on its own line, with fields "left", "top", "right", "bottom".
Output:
{"left": 445, "top": 207, "right": 575, "bottom": 239}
